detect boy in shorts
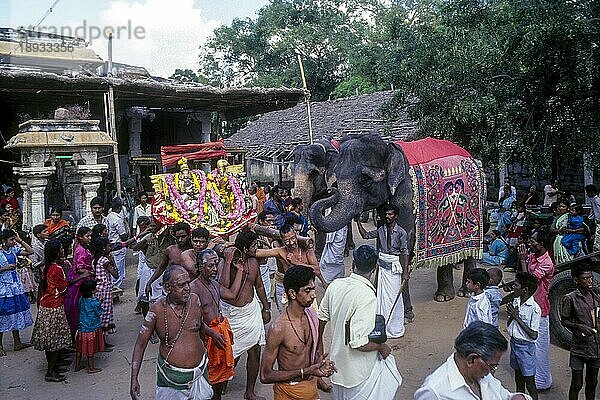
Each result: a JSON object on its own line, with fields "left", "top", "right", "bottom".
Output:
{"left": 560, "top": 264, "right": 600, "bottom": 400}
{"left": 507, "top": 271, "right": 540, "bottom": 400}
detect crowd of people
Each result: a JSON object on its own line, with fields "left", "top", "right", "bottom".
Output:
{"left": 0, "top": 176, "right": 599, "bottom": 400}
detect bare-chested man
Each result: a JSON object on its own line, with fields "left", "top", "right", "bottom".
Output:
{"left": 256, "top": 224, "right": 326, "bottom": 313}
{"left": 146, "top": 222, "right": 192, "bottom": 294}
{"left": 260, "top": 265, "right": 336, "bottom": 399}
{"left": 255, "top": 211, "right": 281, "bottom": 301}
{"left": 181, "top": 227, "right": 230, "bottom": 278}
{"left": 130, "top": 265, "right": 225, "bottom": 400}
{"left": 220, "top": 228, "right": 271, "bottom": 400}
{"left": 190, "top": 248, "right": 244, "bottom": 400}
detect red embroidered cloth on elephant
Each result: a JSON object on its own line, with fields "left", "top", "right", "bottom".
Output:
{"left": 396, "top": 138, "right": 484, "bottom": 269}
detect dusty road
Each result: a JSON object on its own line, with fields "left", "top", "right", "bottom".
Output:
{"left": 3, "top": 229, "right": 571, "bottom": 399}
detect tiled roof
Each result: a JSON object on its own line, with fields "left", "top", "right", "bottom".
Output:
{"left": 226, "top": 91, "right": 418, "bottom": 160}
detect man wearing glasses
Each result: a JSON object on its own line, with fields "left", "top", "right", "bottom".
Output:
{"left": 415, "top": 321, "right": 531, "bottom": 400}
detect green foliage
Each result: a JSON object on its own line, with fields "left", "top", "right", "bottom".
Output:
{"left": 197, "top": 0, "right": 600, "bottom": 169}
{"left": 380, "top": 0, "right": 600, "bottom": 170}
{"left": 199, "top": 0, "right": 384, "bottom": 100}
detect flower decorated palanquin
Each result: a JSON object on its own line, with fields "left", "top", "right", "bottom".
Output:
{"left": 150, "top": 157, "right": 255, "bottom": 236}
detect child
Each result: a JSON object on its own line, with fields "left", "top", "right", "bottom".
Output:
{"left": 481, "top": 230, "right": 509, "bottom": 266}
{"left": 463, "top": 268, "right": 492, "bottom": 328}
{"left": 485, "top": 268, "right": 504, "bottom": 328}
{"left": 560, "top": 264, "right": 600, "bottom": 400}
{"left": 561, "top": 204, "right": 586, "bottom": 255}
{"left": 75, "top": 279, "right": 104, "bottom": 373}
{"left": 507, "top": 271, "right": 541, "bottom": 400}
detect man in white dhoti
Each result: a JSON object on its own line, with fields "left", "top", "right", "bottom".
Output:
{"left": 220, "top": 228, "right": 270, "bottom": 400}
{"left": 318, "top": 245, "right": 402, "bottom": 400}
{"left": 414, "top": 321, "right": 531, "bottom": 400}
{"left": 357, "top": 204, "right": 410, "bottom": 338}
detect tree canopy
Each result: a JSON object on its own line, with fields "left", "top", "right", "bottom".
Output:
{"left": 196, "top": 0, "right": 600, "bottom": 169}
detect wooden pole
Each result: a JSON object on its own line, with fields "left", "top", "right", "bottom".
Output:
{"left": 106, "top": 33, "right": 122, "bottom": 197}
{"left": 296, "top": 53, "right": 314, "bottom": 144}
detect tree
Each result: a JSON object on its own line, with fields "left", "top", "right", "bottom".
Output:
{"left": 377, "top": 0, "right": 600, "bottom": 170}
{"left": 199, "top": 0, "right": 384, "bottom": 100}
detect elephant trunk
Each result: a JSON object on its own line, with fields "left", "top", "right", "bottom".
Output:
{"left": 309, "top": 183, "right": 363, "bottom": 233}
{"left": 293, "top": 173, "right": 314, "bottom": 209}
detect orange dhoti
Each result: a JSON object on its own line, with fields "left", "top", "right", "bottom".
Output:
{"left": 273, "top": 378, "right": 318, "bottom": 400}
{"left": 206, "top": 316, "right": 235, "bottom": 385}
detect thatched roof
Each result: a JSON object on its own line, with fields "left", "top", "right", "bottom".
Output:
{"left": 0, "top": 69, "right": 305, "bottom": 119}
{"left": 226, "top": 91, "right": 418, "bottom": 161}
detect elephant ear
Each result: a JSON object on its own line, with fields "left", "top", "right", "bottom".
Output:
{"left": 386, "top": 142, "right": 407, "bottom": 196}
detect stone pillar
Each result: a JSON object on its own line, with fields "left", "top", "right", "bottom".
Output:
{"left": 14, "top": 166, "right": 55, "bottom": 230}
{"left": 79, "top": 165, "right": 109, "bottom": 216}
{"left": 17, "top": 177, "right": 31, "bottom": 231}
{"left": 29, "top": 178, "right": 47, "bottom": 226}
{"left": 64, "top": 169, "right": 84, "bottom": 219}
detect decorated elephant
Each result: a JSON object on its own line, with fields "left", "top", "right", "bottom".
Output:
{"left": 295, "top": 134, "right": 485, "bottom": 310}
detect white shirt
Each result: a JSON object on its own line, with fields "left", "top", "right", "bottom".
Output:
{"left": 318, "top": 273, "right": 377, "bottom": 388}
{"left": 507, "top": 296, "right": 541, "bottom": 342}
{"left": 106, "top": 211, "right": 126, "bottom": 243}
{"left": 543, "top": 184, "right": 559, "bottom": 206}
{"left": 589, "top": 195, "right": 600, "bottom": 223}
{"left": 132, "top": 203, "right": 152, "bottom": 229}
{"left": 498, "top": 185, "right": 517, "bottom": 201}
{"left": 320, "top": 225, "right": 347, "bottom": 266}
{"left": 464, "top": 292, "right": 493, "bottom": 329}
{"left": 414, "top": 354, "right": 532, "bottom": 400}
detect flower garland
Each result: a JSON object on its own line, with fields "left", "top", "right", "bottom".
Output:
{"left": 164, "top": 170, "right": 207, "bottom": 222}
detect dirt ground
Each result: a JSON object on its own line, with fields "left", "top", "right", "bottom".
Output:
{"left": 2, "top": 225, "right": 571, "bottom": 399}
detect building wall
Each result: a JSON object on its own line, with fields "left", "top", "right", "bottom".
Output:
{"left": 247, "top": 159, "right": 294, "bottom": 188}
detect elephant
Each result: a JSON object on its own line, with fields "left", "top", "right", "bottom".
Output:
{"left": 293, "top": 137, "right": 356, "bottom": 255}
{"left": 304, "top": 134, "right": 479, "bottom": 308}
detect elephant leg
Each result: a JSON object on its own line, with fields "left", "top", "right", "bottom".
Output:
{"left": 457, "top": 256, "right": 476, "bottom": 297}
{"left": 402, "top": 278, "right": 414, "bottom": 323}
{"left": 435, "top": 264, "right": 456, "bottom": 302}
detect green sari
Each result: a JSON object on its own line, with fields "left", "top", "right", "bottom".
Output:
{"left": 553, "top": 213, "right": 572, "bottom": 264}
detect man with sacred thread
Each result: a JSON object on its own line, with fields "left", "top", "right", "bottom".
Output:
{"left": 260, "top": 265, "right": 336, "bottom": 399}
{"left": 130, "top": 265, "right": 226, "bottom": 400}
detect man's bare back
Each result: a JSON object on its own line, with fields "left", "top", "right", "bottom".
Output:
{"left": 225, "top": 257, "right": 260, "bottom": 307}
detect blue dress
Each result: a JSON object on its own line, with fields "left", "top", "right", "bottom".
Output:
{"left": 0, "top": 246, "right": 33, "bottom": 332}
{"left": 481, "top": 238, "right": 509, "bottom": 266}
{"left": 561, "top": 215, "right": 586, "bottom": 255}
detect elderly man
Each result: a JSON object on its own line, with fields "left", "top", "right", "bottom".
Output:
{"left": 357, "top": 204, "right": 411, "bottom": 338}
{"left": 318, "top": 244, "right": 402, "bottom": 399}
{"left": 414, "top": 321, "right": 531, "bottom": 400}
{"left": 190, "top": 249, "right": 245, "bottom": 400}
{"left": 130, "top": 265, "right": 225, "bottom": 400}
{"left": 261, "top": 265, "right": 336, "bottom": 399}
{"left": 220, "top": 228, "right": 271, "bottom": 400}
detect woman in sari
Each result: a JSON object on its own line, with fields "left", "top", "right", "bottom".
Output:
{"left": 481, "top": 229, "right": 509, "bottom": 265}
{"left": 44, "top": 208, "right": 70, "bottom": 239}
{"left": 550, "top": 199, "right": 572, "bottom": 264}
{"left": 64, "top": 227, "right": 94, "bottom": 339}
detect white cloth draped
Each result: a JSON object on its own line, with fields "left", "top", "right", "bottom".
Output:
{"left": 332, "top": 354, "right": 402, "bottom": 400}
{"left": 220, "top": 296, "right": 266, "bottom": 358}
{"left": 156, "top": 354, "right": 213, "bottom": 400}
{"left": 376, "top": 266, "right": 405, "bottom": 339}
{"left": 535, "top": 316, "right": 552, "bottom": 390}
{"left": 378, "top": 252, "right": 403, "bottom": 274}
